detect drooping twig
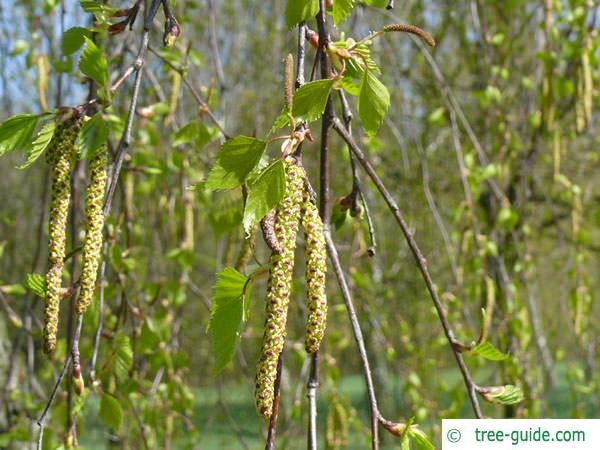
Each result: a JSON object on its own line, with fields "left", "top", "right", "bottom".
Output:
{"left": 147, "top": 45, "right": 229, "bottom": 138}
{"left": 323, "top": 228, "right": 380, "bottom": 449}
{"left": 307, "top": 3, "right": 335, "bottom": 449}
{"left": 338, "top": 90, "right": 377, "bottom": 256}
{"left": 207, "top": 0, "right": 226, "bottom": 93}
{"left": 332, "top": 118, "right": 483, "bottom": 418}
{"left": 88, "top": 242, "right": 107, "bottom": 375}
{"left": 104, "top": 30, "right": 150, "bottom": 216}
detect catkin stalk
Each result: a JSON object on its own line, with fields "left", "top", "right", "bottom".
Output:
{"left": 255, "top": 157, "right": 304, "bottom": 418}
{"left": 76, "top": 147, "right": 108, "bottom": 315}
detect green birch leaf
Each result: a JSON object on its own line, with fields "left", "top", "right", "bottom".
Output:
{"left": 79, "top": 37, "right": 108, "bottom": 88}
{"left": 332, "top": 0, "right": 355, "bottom": 26}
{"left": 470, "top": 340, "right": 509, "bottom": 361}
{"left": 208, "top": 267, "right": 250, "bottom": 374}
{"left": 409, "top": 427, "right": 435, "bottom": 450}
{"left": 285, "top": 0, "right": 319, "bottom": 28}
{"left": 102, "top": 333, "right": 133, "bottom": 380}
{"left": 0, "top": 115, "right": 38, "bottom": 157}
{"left": 243, "top": 160, "right": 286, "bottom": 234}
{"left": 25, "top": 273, "right": 46, "bottom": 298}
{"left": 205, "top": 136, "right": 267, "bottom": 190}
{"left": 481, "top": 385, "right": 524, "bottom": 405}
{"left": 292, "top": 79, "right": 334, "bottom": 122}
{"left": 76, "top": 112, "right": 109, "bottom": 159}
{"left": 17, "top": 121, "right": 56, "bottom": 169}
{"left": 99, "top": 394, "right": 123, "bottom": 430}
{"left": 358, "top": 71, "right": 390, "bottom": 136}
{"left": 62, "top": 26, "right": 92, "bottom": 56}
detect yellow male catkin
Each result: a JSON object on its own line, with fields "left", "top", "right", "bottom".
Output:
{"left": 300, "top": 187, "right": 327, "bottom": 354}
{"left": 255, "top": 157, "right": 304, "bottom": 418}
{"left": 44, "top": 117, "right": 81, "bottom": 354}
{"left": 382, "top": 23, "right": 436, "bottom": 47}
{"left": 284, "top": 54, "right": 294, "bottom": 110}
{"left": 76, "top": 146, "right": 108, "bottom": 315}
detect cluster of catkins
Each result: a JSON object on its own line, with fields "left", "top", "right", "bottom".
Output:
{"left": 43, "top": 111, "right": 108, "bottom": 355}
{"left": 255, "top": 156, "right": 328, "bottom": 418}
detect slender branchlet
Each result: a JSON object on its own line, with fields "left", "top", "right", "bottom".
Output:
{"left": 76, "top": 146, "right": 108, "bottom": 316}
{"left": 255, "top": 157, "right": 305, "bottom": 418}
{"left": 301, "top": 186, "right": 327, "bottom": 354}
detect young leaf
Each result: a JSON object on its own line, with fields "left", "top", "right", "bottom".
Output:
{"left": 205, "top": 136, "right": 267, "bottom": 190}
{"left": 333, "top": 0, "right": 355, "bottom": 26}
{"left": 208, "top": 268, "right": 250, "bottom": 374}
{"left": 480, "top": 385, "right": 524, "bottom": 405}
{"left": 470, "top": 340, "right": 509, "bottom": 361}
{"left": 102, "top": 333, "right": 133, "bottom": 380}
{"left": 76, "top": 112, "right": 109, "bottom": 159}
{"left": 17, "top": 121, "right": 55, "bottom": 169}
{"left": 207, "top": 192, "right": 244, "bottom": 237}
{"left": 0, "top": 284, "right": 26, "bottom": 296}
{"left": 409, "top": 427, "right": 435, "bottom": 450}
{"left": 0, "top": 115, "right": 38, "bottom": 157}
{"left": 62, "top": 27, "right": 92, "bottom": 56}
{"left": 358, "top": 71, "right": 390, "bottom": 136}
{"left": 362, "top": 0, "right": 389, "bottom": 7}
{"left": 98, "top": 394, "right": 123, "bottom": 430}
{"left": 268, "top": 108, "right": 292, "bottom": 136}
{"left": 25, "top": 273, "right": 46, "bottom": 298}
{"left": 172, "top": 121, "right": 211, "bottom": 148}
{"left": 79, "top": 37, "right": 108, "bottom": 88}
{"left": 285, "top": 0, "right": 319, "bottom": 28}
{"left": 291, "top": 79, "right": 334, "bottom": 122}
{"left": 243, "top": 160, "right": 286, "bottom": 234}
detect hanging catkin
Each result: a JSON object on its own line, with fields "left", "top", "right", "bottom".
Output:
{"left": 76, "top": 146, "right": 108, "bottom": 315}
{"left": 255, "top": 157, "right": 304, "bottom": 418}
{"left": 300, "top": 186, "right": 327, "bottom": 354}
{"left": 43, "top": 116, "right": 81, "bottom": 354}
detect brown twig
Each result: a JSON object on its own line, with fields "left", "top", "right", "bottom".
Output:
{"left": 332, "top": 118, "right": 483, "bottom": 418}
{"left": 147, "top": 45, "right": 229, "bottom": 139}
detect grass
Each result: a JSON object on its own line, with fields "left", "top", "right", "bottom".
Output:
{"left": 78, "top": 363, "right": 598, "bottom": 449}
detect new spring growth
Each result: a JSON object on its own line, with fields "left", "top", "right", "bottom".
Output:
{"left": 163, "top": 16, "right": 181, "bottom": 48}
{"left": 319, "top": 22, "right": 435, "bottom": 79}
{"left": 73, "top": 364, "right": 85, "bottom": 396}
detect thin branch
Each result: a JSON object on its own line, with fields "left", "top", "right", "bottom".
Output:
{"left": 104, "top": 30, "right": 150, "bottom": 217}
{"left": 207, "top": 0, "right": 226, "bottom": 92}
{"left": 324, "top": 229, "right": 380, "bottom": 448}
{"left": 307, "top": 3, "right": 335, "bottom": 449}
{"left": 147, "top": 45, "right": 229, "bottom": 138}
{"left": 332, "top": 118, "right": 483, "bottom": 418}
{"left": 89, "top": 244, "right": 106, "bottom": 376}
{"left": 36, "top": 353, "right": 73, "bottom": 428}
{"left": 338, "top": 90, "right": 377, "bottom": 256}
